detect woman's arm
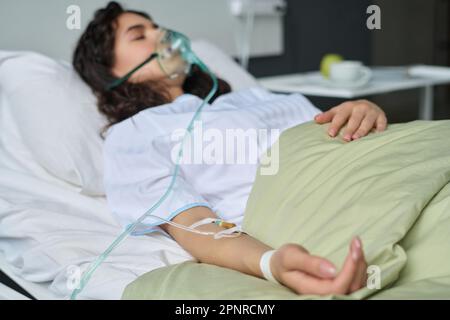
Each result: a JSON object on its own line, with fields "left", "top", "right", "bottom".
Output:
{"left": 158, "top": 206, "right": 368, "bottom": 295}
{"left": 160, "top": 206, "right": 272, "bottom": 279}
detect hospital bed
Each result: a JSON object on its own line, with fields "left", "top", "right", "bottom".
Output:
{"left": 2, "top": 40, "right": 450, "bottom": 300}
{"left": 0, "top": 40, "right": 258, "bottom": 300}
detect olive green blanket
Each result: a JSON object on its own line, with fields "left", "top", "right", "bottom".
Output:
{"left": 123, "top": 120, "right": 450, "bottom": 300}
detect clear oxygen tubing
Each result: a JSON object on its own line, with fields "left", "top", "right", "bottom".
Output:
{"left": 70, "top": 49, "right": 241, "bottom": 300}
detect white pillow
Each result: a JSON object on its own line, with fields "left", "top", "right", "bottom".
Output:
{"left": 0, "top": 51, "right": 106, "bottom": 196}
{"left": 0, "top": 41, "right": 258, "bottom": 196}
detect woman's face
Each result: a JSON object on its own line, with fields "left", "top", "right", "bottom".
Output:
{"left": 112, "top": 12, "right": 186, "bottom": 86}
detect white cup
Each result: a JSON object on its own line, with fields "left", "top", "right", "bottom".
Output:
{"left": 329, "top": 61, "right": 372, "bottom": 86}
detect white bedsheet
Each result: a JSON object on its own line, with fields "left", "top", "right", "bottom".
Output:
{"left": 0, "top": 41, "right": 260, "bottom": 300}
{"left": 0, "top": 166, "right": 195, "bottom": 299}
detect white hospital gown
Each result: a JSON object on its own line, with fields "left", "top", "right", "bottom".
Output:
{"left": 103, "top": 86, "right": 321, "bottom": 237}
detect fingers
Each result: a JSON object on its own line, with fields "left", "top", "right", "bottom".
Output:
{"left": 281, "top": 244, "right": 337, "bottom": 279}
{"left": 328, "top": 112, "right": 350, "bottom": 137}
{"left": 282, "top": 237, "right": 364, "bottom": 296}
{"left": 330, "top": 237, "right": 362, "bottom": 294}
{"left": 283, "top": 270, "right": 336, "bottom": 296}
{"left": 351, "top": 112, "right": 378, "bottom": 140}
{"left": 349, "top": 237, "right": 368, "bottom": 293}
{"left": 343, "top": 109, "right": 365, "bottom": 141}
{"left": 315, "top": 100, "right": 388, "bottom": 141}
{"left": 278, "top": 238, "right": 368, "bottom": 296}
{"left": 375, "top": 114, "right": 387, "bottom": 132}
{"left": 314, "top": 110, "right": 335, "bottom": 124}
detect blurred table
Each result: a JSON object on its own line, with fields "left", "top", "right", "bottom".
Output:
{"left": 258, "top": 65, "right": 450, "bottom": 120}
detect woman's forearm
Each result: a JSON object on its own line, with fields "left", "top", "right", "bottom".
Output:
{"left": 158, "top": 206, "right": 369, "bottom": 296}
{"left": 158, "top": 206, "right": 273, "bottom": 279}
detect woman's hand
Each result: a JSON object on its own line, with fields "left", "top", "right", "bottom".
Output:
{"left": 314, "top": 100, "right": 387, "bottom": 141}
{"left": 270, "top": 237, "right": 368, "bottom": 296}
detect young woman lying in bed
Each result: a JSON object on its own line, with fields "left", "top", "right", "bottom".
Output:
{"left": 73, "top": 1, "right": 387, "bottom": 296}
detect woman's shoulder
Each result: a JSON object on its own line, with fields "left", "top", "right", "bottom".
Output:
{"left": 103, "top": 94, "right": 200, "bottom": 148}
{"left": 212, "top": 85, "right": 280, "bottom": 105}
{"left": 103, "top": 117, "right": 146, "bottom": 153}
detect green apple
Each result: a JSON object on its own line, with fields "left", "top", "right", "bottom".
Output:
{"left": 320, "top": 54, "right": 344, "bottom": 78}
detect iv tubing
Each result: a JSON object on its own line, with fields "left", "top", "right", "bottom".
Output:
{"left": 70, "top": 56, "right": 221, "bottom": 300}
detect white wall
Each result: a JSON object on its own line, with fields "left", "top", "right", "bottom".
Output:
{"left": 0, "top": 0, "right": 283, "bottom": 62}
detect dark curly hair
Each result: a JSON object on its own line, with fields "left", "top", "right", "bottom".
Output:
{"left": 73, "top": 1, "right": 231, "bottom": 138}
